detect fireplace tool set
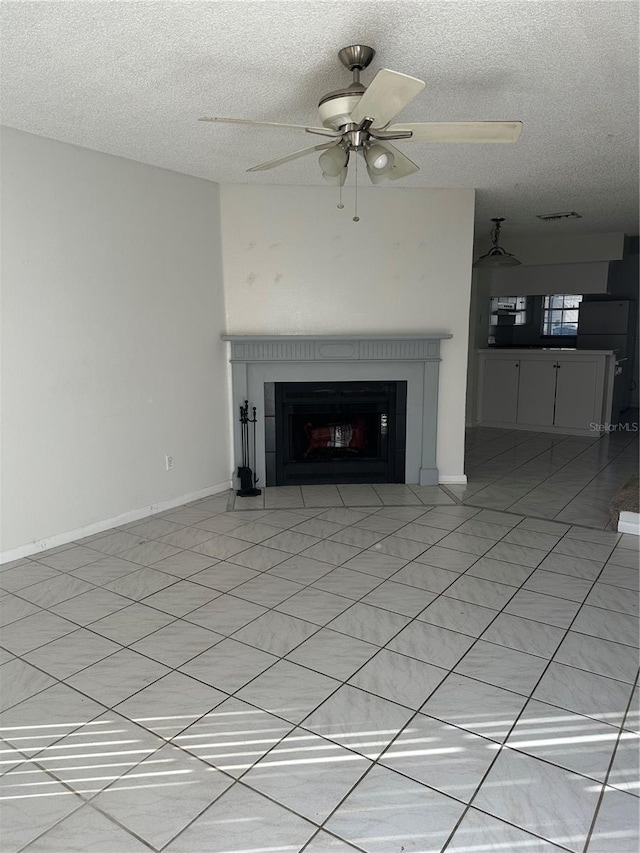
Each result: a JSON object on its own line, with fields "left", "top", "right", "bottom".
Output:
{"left": 237, "top": 400, "right": 261, "bottom": 497}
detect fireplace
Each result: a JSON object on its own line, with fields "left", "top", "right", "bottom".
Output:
{"left": 223, "top": 334, "right": 452, "bottom": 487}
{"left": 265, "top": 381, "right": 407, "bottom": 485}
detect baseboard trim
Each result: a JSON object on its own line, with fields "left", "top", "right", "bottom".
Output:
{"left": 0, "top": 480, "right": 232, "bottom": 564}
{"left": 439, "top": 474, "right": 468, "bottom": 485}
{"left": 618, "top": 511, "right": 640, "bottom": 536}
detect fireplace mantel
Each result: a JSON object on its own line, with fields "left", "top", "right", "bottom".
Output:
{"left": 223, "top": 334, "right": 451, "bottom": 363}
{"left": 222, "top": 333, "right": 452, "bottom": 486}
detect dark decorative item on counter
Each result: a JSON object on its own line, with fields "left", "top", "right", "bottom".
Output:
{"left": 237, "top": 400, "right": 261, "bottom": 497}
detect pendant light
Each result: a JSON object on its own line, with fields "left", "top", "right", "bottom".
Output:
{"left": 474, "top": 217, "right": 521, "bottom": 268}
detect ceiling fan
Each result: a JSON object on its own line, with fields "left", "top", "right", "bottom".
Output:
{"left": 199, "top": 45, "right": 523, "bottom": 185}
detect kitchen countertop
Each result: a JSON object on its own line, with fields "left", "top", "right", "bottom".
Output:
{"left": 479, "top": 348, "right": 617, "bottom": 355}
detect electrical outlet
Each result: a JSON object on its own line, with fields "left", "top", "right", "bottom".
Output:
{"left": 165, "top": 454, "right": 175, "bottom": 471}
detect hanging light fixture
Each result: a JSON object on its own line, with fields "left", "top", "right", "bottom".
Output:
{"left": 473, "top": 217, "right": 521, "bottom": 268}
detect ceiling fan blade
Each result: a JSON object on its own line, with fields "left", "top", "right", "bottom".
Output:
{"left": 198, "top": 116, "right": 340, "bottom": 138}
{"left": 246, "top": 139, "right": 339, "bottom": 172}
{"left": 350, "top": 69, "right": 426, "bottom": 128}
{"left": 385, "top": 121, "right": 523, "bottom": 143}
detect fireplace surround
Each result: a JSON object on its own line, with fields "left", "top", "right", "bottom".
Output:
{"left": 223, "top": 334, "right": 452, "bottom": 488}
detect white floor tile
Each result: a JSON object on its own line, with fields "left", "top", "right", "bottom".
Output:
{"left": 473, "top": 747, "right": 602, "bottom": 852}
{"left": 236, "top": 661, "right": 341, "bottom": 725}
{"left": 173, "top": 696, "right": 293, "bottom": 777}
{"left": 287, "top": 628, "right": 377, "bottom": 681}
{"left": 387, "top": 621, "right": 475, "bottom": 670}
{"left": 607, "top": 733, "right": 640, "bottom": 797}
{"left": 361, "top": 580, "right": 437, "bottom": 617}
{"left": 66, "top": 648, "right": 170, "bottom": 707}
{"left": 325, "top": 764, "right": 465, "bottom": 853}
{"left": 91, "top": 742, "right": 233, "bottom": 849}
{"left": 303, "top": 830, "right": 363, "bottom": 851}
{"left": 89, "top": 602, "right": 174, "bottom": 644}
{"left": 302, "top": 684, "right": 413, "bottom": 760}
{"left": 163, "top": 782, "right": 316, "bottom": 852}
{"left": 446, "top": 806, "right": 567, "bottom": 852}
{"left": 381, "top": 711, "right": 497, "bottom": 801}
{"left": 454, "top": 640, "right": 547, "bottom": 696}
{"left": 0, "top": 683, "right": 105, "bottom": 758}
{"left": 533, "top": 663, "right": 634, "bottom": 727}
{"left": 185, "top": 592, "right": 266, "bottom": 634}
{"left": 180, "top": 637, "right": 278, "bottom": 694}
{"left": 481, "top": 612, "right": 565, "bottom": 659}
{"left": 421, "top": 673, "right": 527, "bottom": 743}
{"left": 554, "top": 631, "right": 639, "bottom": 683}
{"left": 0, "top": 611, "right": 78, "bottom": 655}
{"left": 417, "top": 596, "right": 497, "bottom": 637}
{"left": 327, "top": 602, "right": 410, "bottom": 646}
{"left": 506, "top": 698, "right": 622, "bottom": 782}
{"left": 587, "top": 786, "right": 640, "bottom": 852}
{"left": 36, "top": 710, "right": 165, "bottom": 796}
{"left": 21, "top": 803, "right": 152, "bottom": 852}
{"left": 275, "top": 586, "right": 353, "bottom": 625}
{"left": 243, "top": 728, "right": 371, "bottom": 822}
{"left": 24, "top": 629, "right": 120, "bottom": 679}
{"left": 130, "top": 619, "right": 223, "bottom": 667}
{"left": 0, "top": 659, "right": 56, "bottom": 712}
{"left": 114, "top": 670, "right": 227, "bottom": 739}
{"left": 0, "top": 762, "right": 83, "bottom": 851}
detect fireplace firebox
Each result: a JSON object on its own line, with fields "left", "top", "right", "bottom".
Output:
{"left": 265, "top": 381, "right": 407, "bottom": 485}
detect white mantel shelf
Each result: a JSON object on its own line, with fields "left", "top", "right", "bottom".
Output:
{"left": 223, "top": 334, "right": 452, "bottom": 364}
{"left": 223, "top": 333, "right": 454, "bottom": 486}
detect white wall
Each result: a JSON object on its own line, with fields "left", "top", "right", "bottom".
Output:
{"left": 475, "top": 232, "right": 626, "bottom": 266}
{"left": 466, "top": 268, "right": 492, "bottom": 425}
{"left": 489, "top": 261, "right": 610, "bottom": 296}
{"left": 1, "top": 128, "right": 230, "bottom": 556}
{"left": 220, "top": 185, "right": 475, "bottom": 480}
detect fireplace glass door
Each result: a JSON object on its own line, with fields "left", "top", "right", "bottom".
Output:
{"left": 265, "top": 381, "right": 406, "bottom": 486}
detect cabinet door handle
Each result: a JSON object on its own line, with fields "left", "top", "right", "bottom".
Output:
{"left": 515, "top": 362, "right": 519, "bottom": 367}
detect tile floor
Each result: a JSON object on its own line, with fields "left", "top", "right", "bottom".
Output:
{"left": 1, "top": 428, "right": 638, "bottom": 852}
{"left": 231, "top": 424, "right": 640, "bottom": 530}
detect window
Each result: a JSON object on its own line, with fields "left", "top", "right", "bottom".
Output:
{"left": 542, "top": 294, "right": 582, "bottom": 336}
{"left": 490, "top": 296, "right": 528, "bottom": 326}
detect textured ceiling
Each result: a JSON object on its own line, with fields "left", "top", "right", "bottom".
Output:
{"left": 1, "top": 1, "right": 638, "bottom": 236}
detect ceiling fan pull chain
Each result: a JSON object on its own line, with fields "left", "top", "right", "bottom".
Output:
{"left": 353, "top": 152, "right": 360, "bottom": 222}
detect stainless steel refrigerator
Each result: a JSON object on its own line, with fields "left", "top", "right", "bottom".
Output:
{"left": 577, "top": 299, "right": 637, "bottom": 416}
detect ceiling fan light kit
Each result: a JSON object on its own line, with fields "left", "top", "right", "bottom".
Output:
{"left": 318, "top": 145, "right": 349, "bottom": 177}
{"left": 474, "top": 218, "right": 522, "bottom": 268}
{"left": 364, "top": 143, "right": 394, "bottom": 174}
{"left": 199, "top": 44, "right": 523, "bottom": 219}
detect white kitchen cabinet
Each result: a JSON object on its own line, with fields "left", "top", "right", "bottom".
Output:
{"left": 480, "top": 358, "right": 520, "bottom": 424}
{"left": 554, "top": 359, "right": 600, "bottom": 429}
{"left": 516, "top": 360, "right": 557, "bottom": 426}
{"left": 477, "top": 349, "right": 615, "bottom": 436}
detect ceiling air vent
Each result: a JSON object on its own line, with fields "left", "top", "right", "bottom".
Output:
{"left": 536, "top": 211, "right": 582, "bottom": 222}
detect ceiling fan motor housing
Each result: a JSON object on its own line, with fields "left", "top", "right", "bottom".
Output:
{"left": 318, "top": 45, "right": 375, "bottom": 130}
{"left": 318, "top": 89, "right": 364, "bottom": 130}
